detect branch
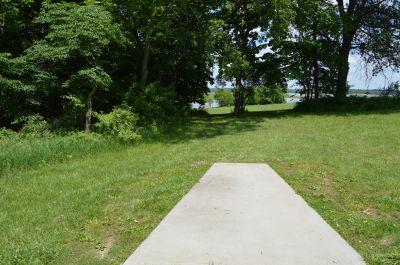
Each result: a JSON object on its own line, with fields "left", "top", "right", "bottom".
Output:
{"left": 336, "top": 0, "right": 346, "bottom": 16}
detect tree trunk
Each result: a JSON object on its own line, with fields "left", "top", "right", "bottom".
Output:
{"left": 0, "top": 14, "right": 5, "bottom": 36}
{"left": 141, "top": 34, "right": 150, "bottom": 84}
{"left": 305, "top": 79, "right": 311, "bottom": 101}
{"left": 335, "top": 40, "right": 351, "bottom": 100}
{"left": 312, "top": 57, "right": 320, "bottom": 100}
{"left": 85, "top": 86, "right": 97, "bottom": 132}
{"left": 312, "top": 30, "right": 320, "bottom": 101}
{"left": 234, "top": 77, "right": 243, "bottom": 115}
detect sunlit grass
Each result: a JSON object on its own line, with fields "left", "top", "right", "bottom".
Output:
{"left": 0, "top": 104, "right": 399, "bottom": 264}
{"left": 207, "top": 103, "right": 295, "bottom": 115}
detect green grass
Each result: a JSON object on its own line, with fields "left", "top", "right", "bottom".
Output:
{"left": 207, "top": 103, "right": 296, "bottom": 115}
{"left": 0, "top": 133, "right": 126, "bottom": 175}
{"left": 1, "top": 103, "right": 399, "bottom": 264}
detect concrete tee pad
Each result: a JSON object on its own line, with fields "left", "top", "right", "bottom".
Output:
{"left": 124, "top": 163, "right": 365, "bottom": 265}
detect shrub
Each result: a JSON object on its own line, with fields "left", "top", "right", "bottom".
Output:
{"left": 126, "top": 82, "right": 181, "bottom": 125}
{"left": 254, "top": 86, "right": 286, "bottom": 104}
{"left": 53, "top": 94, "right": 87, "bottom": 130}
{"left": 17, "top": 114, "right": 51, "bottom": 137}
{"left": 94, "top": 106, "right": 141, "bottom": 142}
{"left": 214, "top": 89, "right": 234, "bottom": 106}
{"left": 0, "top": 127, "right": 19, "bottom": 140}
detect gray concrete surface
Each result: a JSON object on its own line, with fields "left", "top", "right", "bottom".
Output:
{"left": 124, "top": 163, "right": 366, "bottom": 265}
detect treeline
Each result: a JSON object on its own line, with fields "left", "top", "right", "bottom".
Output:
{"left": 1, "top": 0, "right": 213, "bottom": 134}
{"left": 0, "top": 0, "right": 399, "bottom": 133}
{"left": 213, "top": 86, "right": 286, "bottom": 107}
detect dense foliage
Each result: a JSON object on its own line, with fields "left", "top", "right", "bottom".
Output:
{"left": 0, "top": 0, "right": 214, "bottom": 131}
{"left": 0, "top": 0, "right": 399, "bottom": 129}
{"left": 253, "top": 86, "right": 286, "bottom": 105}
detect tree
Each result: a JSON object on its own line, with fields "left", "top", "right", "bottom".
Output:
{"left": 0, "top": 53, "right": 35, "bottom": 127}
{"left": 0, "top": 0, "right": 42, "bottom": 55}
{"left": 109, "top": 0, "right": 213, "bottom": 109}
{"left": 213, "top": 0, "right": 292, "bottom": 115}
{"left": 282, "top": 0, "right": 339, "bottom": 101}
{"left": 26, "top": 2, "right": 122, "bottom": 131}
{"left": 64, "top": 67, "right": 112, "bottom": 132}
{"left": 0, "top": 1, "right": 217, "bottom": 129}
{"left": 334, "top": 0, "right": 400, "bottom": 99}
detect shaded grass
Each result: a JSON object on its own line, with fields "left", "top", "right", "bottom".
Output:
{"left": 0, "top": 103, "right": 399, "bottom": 264}
{"left": 207, "top": 103, "right": 295, "bottom": 115}
{"left": 295, "top": 96, "right": 400, "bottom": 113}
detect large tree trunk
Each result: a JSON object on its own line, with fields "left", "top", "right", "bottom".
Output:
{"left": 141, "top": 34, "right": 150, "bottom": 84}
{"left": 335, "top": 39, "right": 352, "bottom": 100}
{"left": 335, "top": 0, "right": 356, "bottom": 100}
{"left": 234, "top": 77, "right": 243, "bottom": 116}
{"left": 85, "top": 86, "right": 97, "bottom": 132}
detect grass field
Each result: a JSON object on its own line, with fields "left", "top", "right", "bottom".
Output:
{"left": 1, "top": 103, "right": 399, "bottom": 264}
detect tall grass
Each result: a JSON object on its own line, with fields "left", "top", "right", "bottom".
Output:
{"left": 0, "top": 133, "right": 126, "bottom": 176}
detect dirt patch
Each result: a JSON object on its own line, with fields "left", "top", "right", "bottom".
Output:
{"left": 319, "top": 177, "right": 338, "bottom": 197}
{"left": 274, "top": 159, "right": 297, "bottom": 171}
{"left": 96, "top": 233, "right": 115, "bottom": 259}
{"left": 361, "top": 206, "right": 398, "bottom": 220}
{"left": 380, "top": 235, "right": 396, "bottom": 246}
{"left": 362, "top": 207, "right": 379, "bottom": 216}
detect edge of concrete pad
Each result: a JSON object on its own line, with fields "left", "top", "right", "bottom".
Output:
{"left": 123, "top": 162, "right": 366, "bottom": 265}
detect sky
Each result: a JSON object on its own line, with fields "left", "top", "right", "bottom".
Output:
{"left": 347, "top": 54, "right": 400, "bottom": 90}
{"left": 210, "top": 54, "right": 400, "bottom": 90}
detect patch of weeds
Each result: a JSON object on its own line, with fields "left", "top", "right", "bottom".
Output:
{"left": 372, "top": 253, "right": 400, "bottom": 265}
{"left": 0, "top": 243, "right": 60, "bottom": 265}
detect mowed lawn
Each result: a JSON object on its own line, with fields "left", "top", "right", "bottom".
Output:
{"left": 0, "top": 104, "right": 399, "bottom": 265}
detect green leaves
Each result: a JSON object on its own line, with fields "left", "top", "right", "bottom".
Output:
{"left": 64, "top": 67, "right": 112, "bottom": 92}
{"left": 0, "top": 52, "right": 39, "bottom": 126}
{"left": 94, "top": 106, "right": 141, "bottom": 142}
{"left": 212, "top": 0, "right": 290, "bottom": 113}
{"left": 31, "top": 2, "right": 122, "bottom": 63}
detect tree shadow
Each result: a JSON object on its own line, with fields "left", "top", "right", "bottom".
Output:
{"left": 143, "top": 108, "right": 296, "bottom": 143}
{"left": 143, "top": 105, "right": 400, "bottom": 144}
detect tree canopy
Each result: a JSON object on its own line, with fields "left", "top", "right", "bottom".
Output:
{"left": 0, "top": 0, "right": 399, "bottom": 129}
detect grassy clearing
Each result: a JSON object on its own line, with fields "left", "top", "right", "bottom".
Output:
{"left": 1, "top": 103, "right": 399, "bottom": 264}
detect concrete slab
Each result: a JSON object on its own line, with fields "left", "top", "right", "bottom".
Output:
{"left": 124, "top": 163, "right": 365, "bottom": 265}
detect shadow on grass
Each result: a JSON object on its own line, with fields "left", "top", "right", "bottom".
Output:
{"left": 144, "top": 97, "right": 400, "bottom": 144}
{"left": 152, "top": 114, "right": 267, "bottom": 144}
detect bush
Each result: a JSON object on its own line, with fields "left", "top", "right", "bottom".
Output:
{"left": 53, "top": 94, "right": 87, "bottom": 130}
{"left": 214, "top": 89, "right": 234, "bottom": 106}
{"left": 254, "top": 86, "right": 286, "bottom": 104}
{"left": 0, "top": 127, "right": 19, "bottom": 140}
{"left": 16, "top": 114, "right": 51, "bottom": 137}
{"left": 94, "top": 106, "right": 141, "bottom": 142}
{"left": 126, "top": 82, "right": 181, "bottom": 126}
